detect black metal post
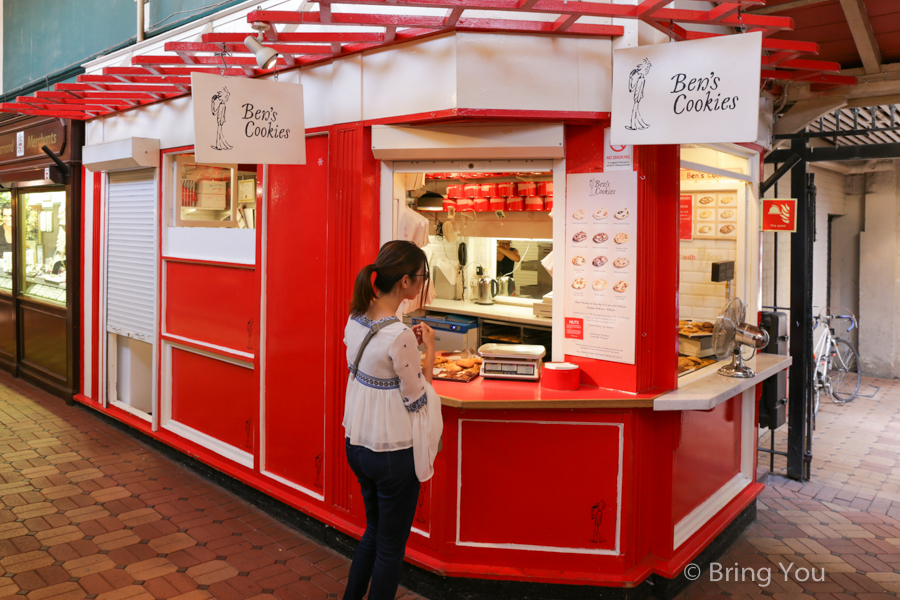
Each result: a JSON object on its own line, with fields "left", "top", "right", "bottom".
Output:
{"left": 787, "top": 137, "right": 812, "bottom": 480}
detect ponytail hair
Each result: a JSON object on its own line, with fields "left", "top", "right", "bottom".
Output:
{"left": 349, "top": 240, "right": 428, "bottom": 317}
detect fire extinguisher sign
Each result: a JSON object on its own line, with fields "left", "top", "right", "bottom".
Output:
{"left": 761, "top": 198, "right": 797, "bottom": 232}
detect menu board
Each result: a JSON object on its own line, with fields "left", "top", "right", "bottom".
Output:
{"left": 690, "top": 191, "right": 738, "bottom": 240}
{"left": 563, "top": 172, "right": 638, "bottom": 364}
{"left": 679, "top": 195, "right": 693, "bottom": 240}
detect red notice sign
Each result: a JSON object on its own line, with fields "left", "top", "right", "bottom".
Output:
{"left": 680, "top": 195, "right": 693, "bottom": 240}
{"left": 761, "top": 198, "right": 797, "bottom": 232}
{"left": 564, "top": 318, "right": 584, "bottom": 340}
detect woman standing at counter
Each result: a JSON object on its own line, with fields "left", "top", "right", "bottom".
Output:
{"left": 342, "top": 241, "right": 437, "bottom": 600}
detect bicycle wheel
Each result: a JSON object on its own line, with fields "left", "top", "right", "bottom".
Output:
{"left": 828, "top": 338, "right": 861, "bottom": 403}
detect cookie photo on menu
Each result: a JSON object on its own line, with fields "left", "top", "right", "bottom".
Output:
{"left": 573, "top": 209, "right": 586, "bottom": 220}
{"left": 698, "top": 196, "right": 715, "bottom": 205}
{"left": 719, "top": 195, "right": 735, "bottom": 205}
{"left": 572, "top": 256, "right": 586, "bottom": 266}
{"left": 572, "top": 278, "right": 587, "bottom": 290}
{"left": 592, "top": 279, "right": 607, "bottom": 291}
{"left": 699, "top": 210, "right": 713, "bottom": 220}
{"left": 593, "top": 256, "right": 608, "bottom": 267}
{"left": 614, "top": 232, "right": 629, "bottom": 244}
{"left": 593, "top": 233, "right": 608, "bottom": 244}
{"left": 613, "top": 281, "right": 628, "bottom": 293}
{"left": 614, "top": 208, "right": 629, "bottom": 220}
{"left": 573, "top": 231, "right": 587, "bottom": 242}
{"left": 613, "top": 257, "right": 629, "bottom": 269}
{"left": 720, "top": 209, "right": 735, "bottom": 219}
{"left": 720, "top": 224, "right": 736, "bottom": 235}
{"left": 593, "top": 208, "right": 609, "bottom": 220}
{"left": 698, "top": 225, "right": 713, "bottom": 235}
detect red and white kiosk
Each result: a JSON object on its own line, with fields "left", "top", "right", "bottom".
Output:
{"left": 0, "top": 2, "right": 852, "bottom": 597}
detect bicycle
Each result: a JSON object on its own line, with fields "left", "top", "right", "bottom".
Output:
{"left": 812, "top": 308, "right": 861, "bottom": 417}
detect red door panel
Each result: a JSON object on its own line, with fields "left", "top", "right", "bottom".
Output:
{"left": 672, "top": 395, "right": 742, "bottom": 523}
{"left": 459, "top": 420, "right": 622, "bottom": 552}
{"left": 165, "top": 262, "right": 257, "bottom": 352}
{"left": 264, "top": 135, "right": 329, "bottom": 494}
{"left": 170, "top": 347, "right": 256, "bottom": 452}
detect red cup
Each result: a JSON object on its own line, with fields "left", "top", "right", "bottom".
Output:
{"left": 524, "top": 196, "right": 544, "bottom": 211}
{"left": 480, "top": 183, "right": 497, "bottom": 197}
{"left": 544, "top": 198, "right": 553, "bottom": 211}
{"left": 473, "top": 197, "right": 490, "bottom": 212}
{"left": 506, "top": 196, "right": 524, "bottom": 211}
{"left": 447, "top": 184, "right": 462, "bottom": 199}
{"left": 541, "top": 363, "right": 580, "bottom": 391}
{"left": 442, "top": 198, "right": 457, "bottom": 211}
{"left": 537, "top": 181, "right": 553, "bottom": 196}
{"left": 517, "top": 181, "right": 537, "bottom": 196}
{"left": 489, "top": 197, "right": 505, "bottom": 211}
{"left": 456, "top": 197, "right": 473, "bottom": 210}
{"left": 497, "top": 182, "right": 516, "bottom": 197}
{"left": 464, "top": 184, "right": 481, "bottom": 198}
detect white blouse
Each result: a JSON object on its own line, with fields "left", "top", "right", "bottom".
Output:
{"left": 342, "top": 315, "right": 428, "bottom": 452}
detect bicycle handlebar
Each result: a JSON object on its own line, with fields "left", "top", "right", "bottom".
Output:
{"left": 812, "top": 313, "right": 857, "bottom": 331}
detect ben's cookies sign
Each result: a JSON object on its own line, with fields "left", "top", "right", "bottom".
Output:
{"left": 610, "top": 33, "right": 762, "bottom": 146}
{"left": 191, "top": 72, "right": 305, "bottom": 165}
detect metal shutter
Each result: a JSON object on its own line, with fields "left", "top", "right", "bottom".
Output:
{"left": 107, "top": 170, "right": 157, "bottom": 343}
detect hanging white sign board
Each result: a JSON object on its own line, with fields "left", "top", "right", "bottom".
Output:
{"left": 191, "top": 72, "right": 305, "bottom": 165}
{"left": 610, "top": 32, "right": 762, "bottom": 146}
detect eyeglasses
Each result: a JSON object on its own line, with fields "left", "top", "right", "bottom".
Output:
{"left": 410, "top": 272, "right": 430, "bottom": 281}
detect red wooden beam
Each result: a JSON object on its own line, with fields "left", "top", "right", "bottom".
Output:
{"left": 165, "top": 41, "right": 335, "bottom": 55}
{"left": 202, "top": 32, "right": 385, "bottom": 43}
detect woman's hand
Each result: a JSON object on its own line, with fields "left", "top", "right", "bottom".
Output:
{"left": 418, "top": 323, "right": 436, "bottom": 351}
{"left": 417, "top": 323, "right": 436, "bottom": 383}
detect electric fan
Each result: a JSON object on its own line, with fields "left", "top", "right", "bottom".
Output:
{"left": 712, "top": 298, "right": 771, "bottom": 378}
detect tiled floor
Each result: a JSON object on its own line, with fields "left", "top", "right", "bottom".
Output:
{"left": 677, "top": 376, "right": 900, "bottom": 599}
{"left": 3, "top": 372, "right": 900, "bottom": 600}
{"left": 0, "top": 374, "right": 422, "bottom": 600}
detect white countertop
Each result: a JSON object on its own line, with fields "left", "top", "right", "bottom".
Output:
{"left": 653, "top": 354, "right": 792, "bottom": 411}
{"left": 425, "top": 299, "right": 551, "bottom": 327}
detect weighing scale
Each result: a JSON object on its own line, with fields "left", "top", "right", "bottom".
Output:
{"left": 478, "top": 343, "right": 546, "bottom": 381}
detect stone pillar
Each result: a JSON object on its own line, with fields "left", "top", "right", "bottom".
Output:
{"left": 859, "top": 169, "right": 900, "bottom": 378}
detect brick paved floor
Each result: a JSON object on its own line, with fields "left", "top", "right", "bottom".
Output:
{"left": 4, "top": 370, "right": 900, "bottom": 600}
{"left": 0, "top": 374, "right": 423, "bottom": 600}
{"left": 676, "top": 376, "right": 900, "bottom": 599}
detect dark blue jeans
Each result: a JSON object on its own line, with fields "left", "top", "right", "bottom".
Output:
{"left": 343, "top": 438, "right": 420, "bottom": 600}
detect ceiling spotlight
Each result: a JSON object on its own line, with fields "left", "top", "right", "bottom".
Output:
{"left": 245, "top": 22, "right": 278, "bottom": 70}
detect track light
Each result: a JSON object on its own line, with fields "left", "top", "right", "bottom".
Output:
{"left": 245, "top": 22, "right": 279, "bottom": 70}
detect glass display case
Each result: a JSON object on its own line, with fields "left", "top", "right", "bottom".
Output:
{"left": 19, "top": 190, "right": 66, "bottom": 305}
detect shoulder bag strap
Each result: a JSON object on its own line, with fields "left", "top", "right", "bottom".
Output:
{"left": 349, "top": 317, "right": 401, "bottom": 377}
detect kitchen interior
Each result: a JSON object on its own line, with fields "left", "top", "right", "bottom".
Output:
{"left": 397, "top": 169, "right": 555, "bottom": 371}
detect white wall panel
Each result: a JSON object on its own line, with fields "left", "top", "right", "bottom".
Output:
{"left": 362, "top": 34, "right": 457, "bottom": 121}
{"left": 332, "top": 55, "right": 363, "bottom": 125}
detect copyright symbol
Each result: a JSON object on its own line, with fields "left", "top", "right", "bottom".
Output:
{"left": 684, "top": 563, "right": 701, "bottom": 581}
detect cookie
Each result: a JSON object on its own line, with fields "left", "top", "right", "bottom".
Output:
{"left": 572, "top": 256, "right": 586, "bottom": 266}
{"left": 573, "top": 231, "right": 587, "bottom": 242}
{"left": 592, "top": 279, "right": 607, "bottom": 291}
{"left": 698, "top": 196, "right": 715, "bottom": 205}
{"left": 698, "top": 225, "right": 712, "bottom": 234}
{"left": 444, "top": 364, "right": 463, "bottom": 373}
{"left": 593, "top": 208, "right": 608, "bottom": 220}
{"left": 613, "top": 281, "right": 628, "bottom": 293}
{"left": 613, "top": 257, "right": 629, "bottom": 268}
{"left": 720, "top": 209, "right": 735, "bottom": 219}
{"left": 614, "top": 208, "right": 629, "bottom": 220}
{"left": 699, "top": 210, "right": 712, "bottom": 219}
{"left": 456, "top": 358, "right": 475, "bottom": 368}
{"left": 681, "top": 327, "right": 700, "bottom": 334}
{"left": 473, "top": 356, "right": 483, "bottom": 364}
{"left": 573, "top": 209, "right": 586, "bottom": 219}
{"left": 720, "top": 224, "right": 735, "bottom": 234}
{"left": 614, "top": 232, "right": 628, "bottom": 244}
{"left": 572, "top": 278, "right": 587, "bottom": 289}
{"left": 720, "top": 196, "right": 735, "bottom": 204}
{"left": 593, "top": 233, "right": 608, "bottom": 244}
{"left": 593, "top": 256, "right": 607, "bottom": 267}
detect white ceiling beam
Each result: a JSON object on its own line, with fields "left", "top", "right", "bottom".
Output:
{"left": 838, "top": 0, "right": 882, "bottom": 75}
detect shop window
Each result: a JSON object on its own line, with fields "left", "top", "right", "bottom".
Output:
{"left": 20, "top": 190, "right": 66, "bottom": 305}
{"left": 0, "top": 192, "right": 11, "bottom": 293}
{"left": 173, "top": 153, "right": 256, "bottom": 229}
